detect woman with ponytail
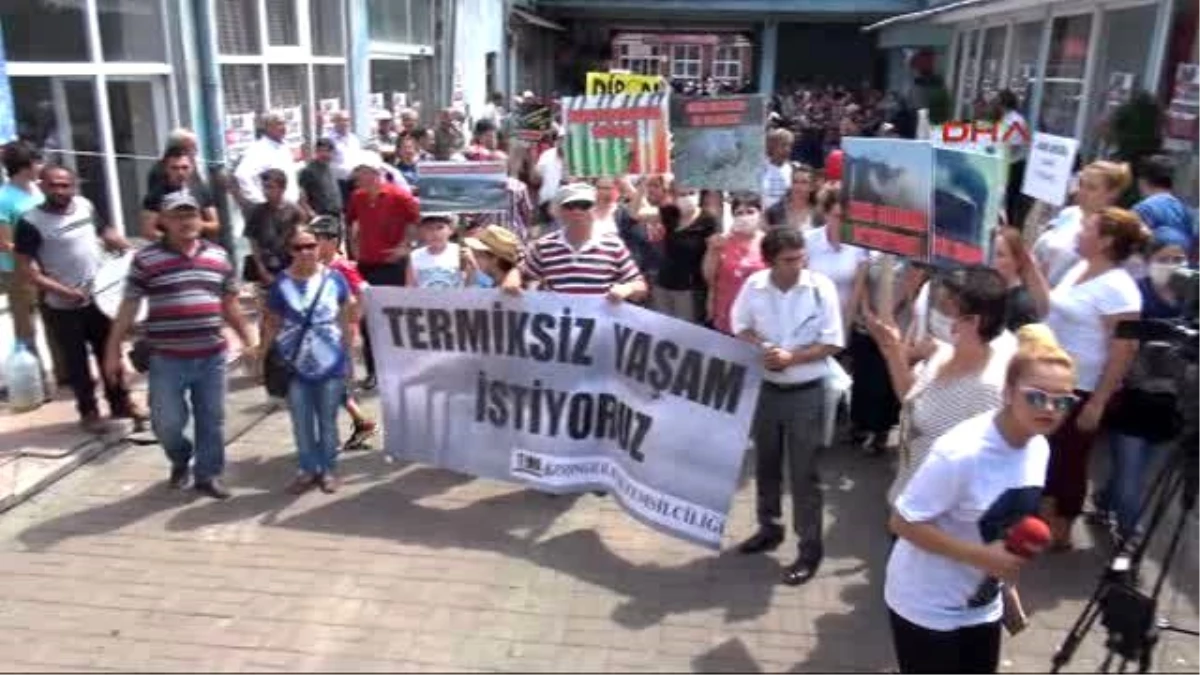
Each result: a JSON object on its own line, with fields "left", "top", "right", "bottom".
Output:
{"left": 886, "top": 324, "right": 1077, "bottom": 673}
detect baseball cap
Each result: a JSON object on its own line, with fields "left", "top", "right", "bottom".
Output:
{"left": 464, "top": 225, "right": 520, "bottom": 264}
{"left": 309, "top": 215, "right": 342, "bottom": 238}
{"left": 420, "top": 212, "right": 456, "bottom": 225}
{"left": 161, "top": 191, "right": 200, "bottom": 212}
{"left": 556, "top": 183, "right": 596, "bottom": 207}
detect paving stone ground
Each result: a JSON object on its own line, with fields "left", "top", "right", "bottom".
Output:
{"left": 0, "top": 389, "right": 1195, "bottom": 673}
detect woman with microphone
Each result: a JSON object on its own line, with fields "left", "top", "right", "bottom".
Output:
{"left": 885, "top": 325, "right": 1077, "bottom": 673}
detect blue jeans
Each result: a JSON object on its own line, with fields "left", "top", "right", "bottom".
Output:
{"left": 1101, "top": 434, "right": 1161, "bottom": 539}
{"left": 148, "top": 352, "right": 227, "bottom": 482}
{"left": 287, "top": 377, "right": 344, "bottom": 475}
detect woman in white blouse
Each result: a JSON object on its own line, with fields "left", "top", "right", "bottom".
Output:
{"left": 1031, "top": 161, "right": 1130, "bottom": 285}
{"left": 864, "top": 267, "right": 1016, "bottom": 505}
{"left": 805, "top": 186, "right": 871, "bottom": 336}
{"left": 1022, "top": 207, "right": 1149, "bottom": 549}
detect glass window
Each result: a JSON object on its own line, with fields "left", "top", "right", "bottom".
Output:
{"left": 713, "top": 46, "right": 741, "bottom": 82}
{"left": 371, "top": 58, "right": 412, "bottom": 98}
{"left": 108, "top": 80, "right": 164, "bottom": 236}
{"left": 410, "top": 0, "right": 434, "bottom": 45}
{"left": 1007, "top": 21, "right": 1043, "bottom": 111}
{"left": 265, "top": 0, "right": 300, "bottom": 47}
{"left": 2, "top": 0, "right": 89, "bottom": 61}
{"left": 1086, "top": 4, "right": 1158, "bottom": 152}
{"left": 369, "top": 0, "right": 410, "bottom": 43}
{"left": 960, "top": 30, "right": 979, "bottom": 117}
{"left": 671, "top": 44, "right": 701, "bottom": 80}
{"left": 221, "top": 64, "right": 265, "bottom": 115}
{"left": 978, "top": 26, "right": 1007, "bottom": 101}
{"left": 310, "top": 0, "right": 345, "bottom": 56}
{"left": 314, "top": 64, "right": 346, "bottom": 104}
{"left": 217, "top": 0, "right": 261, "bottom": 55}
{"left": 98, "top": 0, "right": 167, "bottom": 62}
{"left": 1038, "top": 14, "right": 1093, "bottom": 136}
{"left": 11, "top": 77, "right": 111, "bottom": 225}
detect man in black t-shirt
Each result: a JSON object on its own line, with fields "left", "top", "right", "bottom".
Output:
{"left": 298, "top": 138, "right": 343, "bottom": 218}
{"left": 140, "top": 146, "right": 218, "bottom": 240}
{"left": 244, "top": 168, "right": 306, "bottom": 286}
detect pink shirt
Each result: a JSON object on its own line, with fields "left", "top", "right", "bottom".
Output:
{"left": 713, "top": 234, "right": 766, "bottom": 334}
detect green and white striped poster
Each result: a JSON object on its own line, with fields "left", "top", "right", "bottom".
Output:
{"left": 561, "top": 94, "right": 671, "bottom": 179}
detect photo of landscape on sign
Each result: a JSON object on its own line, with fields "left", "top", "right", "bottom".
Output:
{"left": 670, "top": 95, "right": 766, "bottom": 192}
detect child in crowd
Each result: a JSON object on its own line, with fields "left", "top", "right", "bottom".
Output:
{"left": 310, "top": 216, "right": 377, "bottom": 450}
{"left": 407, "top": 212, "right": 467, "bottom": 289}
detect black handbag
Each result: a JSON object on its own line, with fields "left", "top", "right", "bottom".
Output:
{"left": 264, "top": 272, "right": 330, "bottom": 398}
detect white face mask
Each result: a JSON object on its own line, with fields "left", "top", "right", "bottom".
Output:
{"left": 731, "top": 214, "right": 759, "bottom": 234}
{"left": 1148, "top": 262, "right": 1180, "bottom": 288}
{"left": 928, "top": 310, "right": 957, "bottom": 344}
{"left": 677, "top": 194, "right": 699, "bottom": 214}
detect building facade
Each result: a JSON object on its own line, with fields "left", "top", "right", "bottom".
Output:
{"left": 610, "top": 32, "right": 754, "bottom": 87}
{"left": 2, "top": 0, "right": 507, "bottom": 239}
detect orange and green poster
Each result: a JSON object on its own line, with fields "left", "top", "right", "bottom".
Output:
{"left": 561, "top": 93, "right": 670, "bottom": 178}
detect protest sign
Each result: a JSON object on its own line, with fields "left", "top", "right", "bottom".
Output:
{"left": 932, "top": 147, "right": 1006, "bottom": 266}
{"left": 670, "top": 95, "right": 766, "bottom": 192}
{"left": 513, "top": 98, "right": 554, "bottom": 142}
{"left": 417, "top": 161, "right": 508, "bottom": 214}
{"left": 562, "top": 94, "right": 670, "bottom": 178}
{"left": 841, "top": 138, "right": 934, "bottom": 259}
{"left": 319, "top": 98, "right": 340, "bottom": 136}
{"left": 363, "top": 288, "right": 763, "bottom": 548}
{"left": 224, "top": 112, "right": 257, "bottom": 162}
{"left": 369, "top": 92, "right": 387, "bottom": 119}
{"left": 586, "top": 71, "right": 665, "bottom": 95}
{"left": 1020, "top": 132, "right": 1079, "bottom": 207}
{"left": 1165, "top": 63, "right": 1198, "bottom": 151}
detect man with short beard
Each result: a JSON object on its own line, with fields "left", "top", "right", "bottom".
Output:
{"left": 14, "top": 165, "right": 145, "bottom": 432}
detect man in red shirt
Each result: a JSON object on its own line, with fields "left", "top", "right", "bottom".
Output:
{"left": 346, "top": 161, "right": 420, "bottom": 390}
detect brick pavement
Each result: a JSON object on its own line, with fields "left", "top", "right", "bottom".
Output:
{"left": 0, "top": 393, "right": 1195, "bottom": 673}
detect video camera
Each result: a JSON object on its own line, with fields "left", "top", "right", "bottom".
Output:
{"left": 1114, "top": 267, "right": 1199, "bottom": 362}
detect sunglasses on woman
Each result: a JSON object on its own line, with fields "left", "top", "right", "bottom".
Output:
{"left": 1020, "top": 387, "right": 1079, "bottom": 413}
{"left": 292, "top": 242, "right": 318, "bottom": 252}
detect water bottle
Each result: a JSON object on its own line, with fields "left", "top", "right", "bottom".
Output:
{"left": 6, "top": 341, "right": 45, "bottom": 413}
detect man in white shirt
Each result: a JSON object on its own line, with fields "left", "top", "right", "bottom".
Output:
{"left": 327, "top": 110, "right": 362, "bottom": 203}
{"left": 233, "top": 112, "right": 299, "bottom": 208}
{"left": 535, "top": 126, "right": 565, "bottom": 224}
{"left": 730, "top": 227, "right": 844, "bottom": 586}
{"left": 761, "top": 128, "right": 794, "bottom": 210}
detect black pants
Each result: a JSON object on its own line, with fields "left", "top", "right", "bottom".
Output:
{"left": 358, "top": 261, "right": 407, "bottom": 378}
{"left": 42, "top": 303, "right": 132, "bottom": 418}
{"left": 889, "top": 610, "right": 1001, "bottom": 674}
{"left": 752, "top": 381, "right": 825, "bottom": 553}
{"left": 1005, "top": 160, "right": 1032, "bottom": 230}
{"left": 849, "top": 329, "right": 900, "bottom": 434}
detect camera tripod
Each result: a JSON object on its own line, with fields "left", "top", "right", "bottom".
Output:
{"left": 1050, "top": 426, "right": 1198, "bottom": 673}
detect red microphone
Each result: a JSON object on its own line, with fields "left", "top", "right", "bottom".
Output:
{"left": 1005, "top": 516, "right": 1052, "bottom": 558}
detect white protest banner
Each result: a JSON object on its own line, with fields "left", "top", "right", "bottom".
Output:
{"left": 319, "top": 97, "right": 341, "bottom": 136}
{"left": 1021, "top": 132, "right": 1079, "bottom": 207}
{"left": 363, "top": 288, "right": 764, "bottom": 548}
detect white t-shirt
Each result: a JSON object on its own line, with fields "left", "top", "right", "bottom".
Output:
{"left": 804, "top": 227, "right": 870, "bottom": 311}
{"left": 761, "top": 161, "right": 792, "bottom": 210}
{"left": 411, "top": 243, "right": 463, "bottom": 288}
{"left": 885, "top": 412, "right": 1050, "bottom": 631}
{"left": 536, "top": 148, "right": 563, "bottom": 206}
{"left": 1032, "top": 206, "right": 1084, "bottom": 286}
{"left": 1046, "top": 262, "right": 1141, "bottom": 392}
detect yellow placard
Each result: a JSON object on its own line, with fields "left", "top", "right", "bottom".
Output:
{"left": 585, "top": 72, "right": 665, "bottom": 96}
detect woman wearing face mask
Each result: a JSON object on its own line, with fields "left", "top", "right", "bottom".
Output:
{"left": 765, "top": 163, "right": 820, "bottom": 232}
{"left": 702, "top": 194, "right": 766, "bottom": 334}
{"left": 886, "top": 324, "right": 1077, "bottom": 674}
{"left": 652, "top": 185, "right": 720, "bottom": 323}
{"left": 1021, "top": 207, "right": 1149, "bottom": 549}
{"left": 864, "top": 267, "right": 1016, "bottom": 506}
{"left": 1032, "top": 161, "right": 1130, "bottom": 285}
{"left": 1089, "top": 228, "right": 1189, "bottom": 544}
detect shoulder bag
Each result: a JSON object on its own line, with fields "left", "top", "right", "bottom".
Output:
{"left": 264, "top": 271, "right": 330, "bottom": 398}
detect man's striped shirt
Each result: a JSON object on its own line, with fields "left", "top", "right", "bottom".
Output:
{"left": 125, "top": 240, "right": 237, "bottom": 358}
{"left": 522, "top": 229, "right": 641, "bottom": 295}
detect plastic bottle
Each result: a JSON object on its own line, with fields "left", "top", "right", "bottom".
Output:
{"left": 6, "top": 341, "right": 45, "bottom": 413}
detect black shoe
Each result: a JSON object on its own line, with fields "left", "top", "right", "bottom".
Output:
{"left": 194, "top": 478, "right": 231, "bottom": 500}
{"left": 168, "top": 465, "right": 189, "bottom": 490}
{"left": 359, "top": 375, "right": 377, "bottom": 392}
{"left": 737, "top": 526, "right": 785, "bottom": 554}
{"left": 343, "top": 419, "right": 378, "bottom": 451}
{"left": 782, "top": 551, "right": 823, "bottom": 586}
